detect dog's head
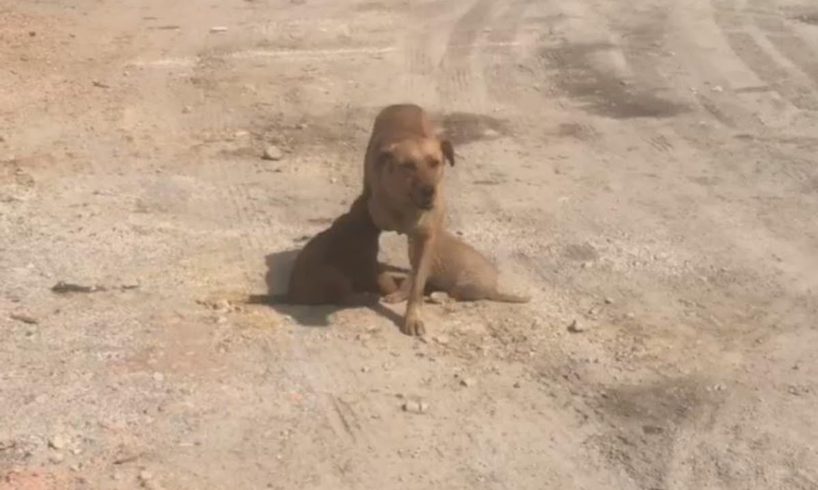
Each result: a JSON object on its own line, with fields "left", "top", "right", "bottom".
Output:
{"left": 375, "top": 137, "right": 455, "bottom": 210}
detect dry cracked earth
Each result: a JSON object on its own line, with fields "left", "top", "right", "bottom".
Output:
{"left": 1, "top": 0, "right": 818, "bottom": 489}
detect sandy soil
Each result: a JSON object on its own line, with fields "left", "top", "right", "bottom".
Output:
{"left": 2, "top": 0, "right": 818, "bottom": 488}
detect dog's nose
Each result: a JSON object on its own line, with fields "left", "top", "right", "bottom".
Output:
{"left": 420, "top": 185, "right": 435, "bottom": 199}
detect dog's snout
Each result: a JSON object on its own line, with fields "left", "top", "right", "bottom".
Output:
{"left": 420, "top": 185, "right": 435, "bottom": 199}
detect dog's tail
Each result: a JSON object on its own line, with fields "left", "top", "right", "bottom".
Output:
{"left": 245, "top": 293, "right": 289, "bottom": 305}
{"left": 487, "top": 290, "right": 531, "bottom": 303}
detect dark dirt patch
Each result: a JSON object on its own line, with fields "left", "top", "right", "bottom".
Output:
{"left": 589, "top": 377, "right": 718, "bottom": 490}
{"left": 563, "top": 243, "right": 599, "bottom": 262}
{"left": 542, "top": 42, "right": 687, "bottom": 119}
{"left": 792, "top": 12, "right": 818, "bottom": 25}
{"left": 441, "top": 112, "right": 509, "bottom": 145}
{"left": 555, "top": 122, "right": 600, "bottom": 140}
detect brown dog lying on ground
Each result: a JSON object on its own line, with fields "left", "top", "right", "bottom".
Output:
{"left": 362, "top": 104, "right": 455, "bottom": 335}
{"left": 386, "top": 229, "right": 530, "bottom": 303}
{"left": 285, "top": 194, "right": 399, "bottom": 305}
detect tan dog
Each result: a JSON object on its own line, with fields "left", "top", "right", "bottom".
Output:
{"left": 286, "top": 194, "right": 399, "bottom": 305}
{"left": 388, "top": 229, "right": 530, "bottom": 303}
{"left": 363, "top": 104, "right": 454, "bottom": 335}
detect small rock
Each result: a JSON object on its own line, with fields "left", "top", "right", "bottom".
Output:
{"left": 92, "top": 80, "right": 110, "bottom": 89}
{"left": 139, "top": 470, "right": 153, "bottom": 482}
{"left": 428, "top": 291, "right": 449, "bottom": 304}
{"left": 513, "top": 381, "right": 521, "bottom": 389}
{"left": 295, "top": 123, "right": 307, "bottom": 130}
{"left": 182, "top": 106, "right": 192, "bottom": 114}
{"left": 210, "top": 26, "right": 228, "bottom": 33}
{"left": 10, "top": 313, "right": 38, "bottom": 325}
{"left": 402, "top": 399, "right": 428, "bottom": 414}
{"left": 360, "top": 366, "right": 370, "bottom": 373}
{"left": 433, "top": 334, "right": 450, "bottom": 345}
{"left": 625, "top": 312, "right": 635, "bottom": 320}
{"left": 50, "top": 452, "right": 65, "bottom": 464}
{"left": 567, "top": 319, "right": 585, "bottom": 333}
{"left": 460, "top": 377, "right": 476, "bottom": 388}
{"left": 152, "top": 372, "right": 164, "bottom": 383}
{"left": 262, "top": 145, "right": 283, "bottom": 161}
{"left": 712, "top": 85, "right": 724, "bottom": 93}
{"left": 604, "top": 297, "right": 614, "bottom": 305}
{"left": 49, "top": 434, "right": 68, "bottom": 450}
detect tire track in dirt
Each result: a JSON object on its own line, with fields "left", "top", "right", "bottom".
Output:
{"left": 482, "top": 0, "right": 538, "bottom": 107}
{"left": 541, "top": 5, "right": 757, "bottom": 487}
{"left": 436, "top": 0, "right": 494, "bottom": 110}
{"left": 749, "top": 0, "right": 818, "bottom": 88}
{"left": 711, "top": 0, "right": 818, "bottom": 111}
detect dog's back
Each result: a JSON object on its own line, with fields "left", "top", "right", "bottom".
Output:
{"left": 286, "top": 196, "right": 381, "bottom": 304}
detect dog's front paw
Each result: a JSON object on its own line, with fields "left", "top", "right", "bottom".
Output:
{"left": 401, "top": 312, "right": 426, "bottom": 337}
{"left": 383, "top": 289, "right": 409, "bottom": 304}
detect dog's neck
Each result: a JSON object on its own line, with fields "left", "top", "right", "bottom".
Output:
{"left": 368, "top": 188, "right": 445, "bottom": 235}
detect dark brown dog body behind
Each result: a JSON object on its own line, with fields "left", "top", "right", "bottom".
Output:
{"left": 286, "top": 195, "right": 398, "bottom": 305}
{"left": 363, "top": 104, "right": 455, "bottom": 335}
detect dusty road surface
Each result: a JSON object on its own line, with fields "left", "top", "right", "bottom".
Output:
{"left": 2, "top": 0, "right": 818, "bottom": 488}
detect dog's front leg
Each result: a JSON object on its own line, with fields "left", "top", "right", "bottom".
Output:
{"left": 402, "top": 233, "right": 433, "bottom": 336}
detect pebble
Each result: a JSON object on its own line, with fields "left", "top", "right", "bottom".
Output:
{"left": 182, "top": 106, "right": 192, "bottom": 114}
{"left": 402, "top": 399, "right": 428, "bottom": 414}
{"left": 49, "top": 434, "right": 68, "bottom": 450}
{"left": 604, "top": 297, "right": 614, "bottom": 305}
{"left": 152, "top": 372, "right": 164, "bottom": 383}
{"left": 210, "top": 26, "right": 228, "bottom": 33}
{"left": 428, "top": 292, "right": 449, "bottom": 304}
{"left": 262, "top": 145, "right": 283, "bottom": 161}
{"left": 460, "top": 377, "right": 476, "bottom": 388}
{"left": 513, "top": 381, "right": 521, "bottom": 389}
{"left": 567, "top": 319, "right": 585, "bottom": 333}
{"left": 49, "top": 452, "right": 64, "bottom": 464}
{"left": 433, "top": 334, "right": 450, "bottom": 345}
{"left": 10, "top": 313, "right": 38, "bottom": 325}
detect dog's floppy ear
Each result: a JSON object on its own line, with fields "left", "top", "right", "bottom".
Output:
{"left": 440, "top": 139, "right": 455, "bottom": 166}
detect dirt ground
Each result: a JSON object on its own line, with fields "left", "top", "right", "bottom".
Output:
{"left": 2, "top": 0, "right": 818, "bottom": 488}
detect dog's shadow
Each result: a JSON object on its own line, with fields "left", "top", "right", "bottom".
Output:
{"left": 249, "top": 248, "right": 404, "bottom": 328}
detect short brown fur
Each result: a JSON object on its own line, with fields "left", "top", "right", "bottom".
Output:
{"left": 363, "top": 104, "right": 455, "bottom": 335}
{"left": 286, "top": 195, "right": 398, "bottom": 305}
{"left": 388, "top": 230, "right": 531, "bottom": 303}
